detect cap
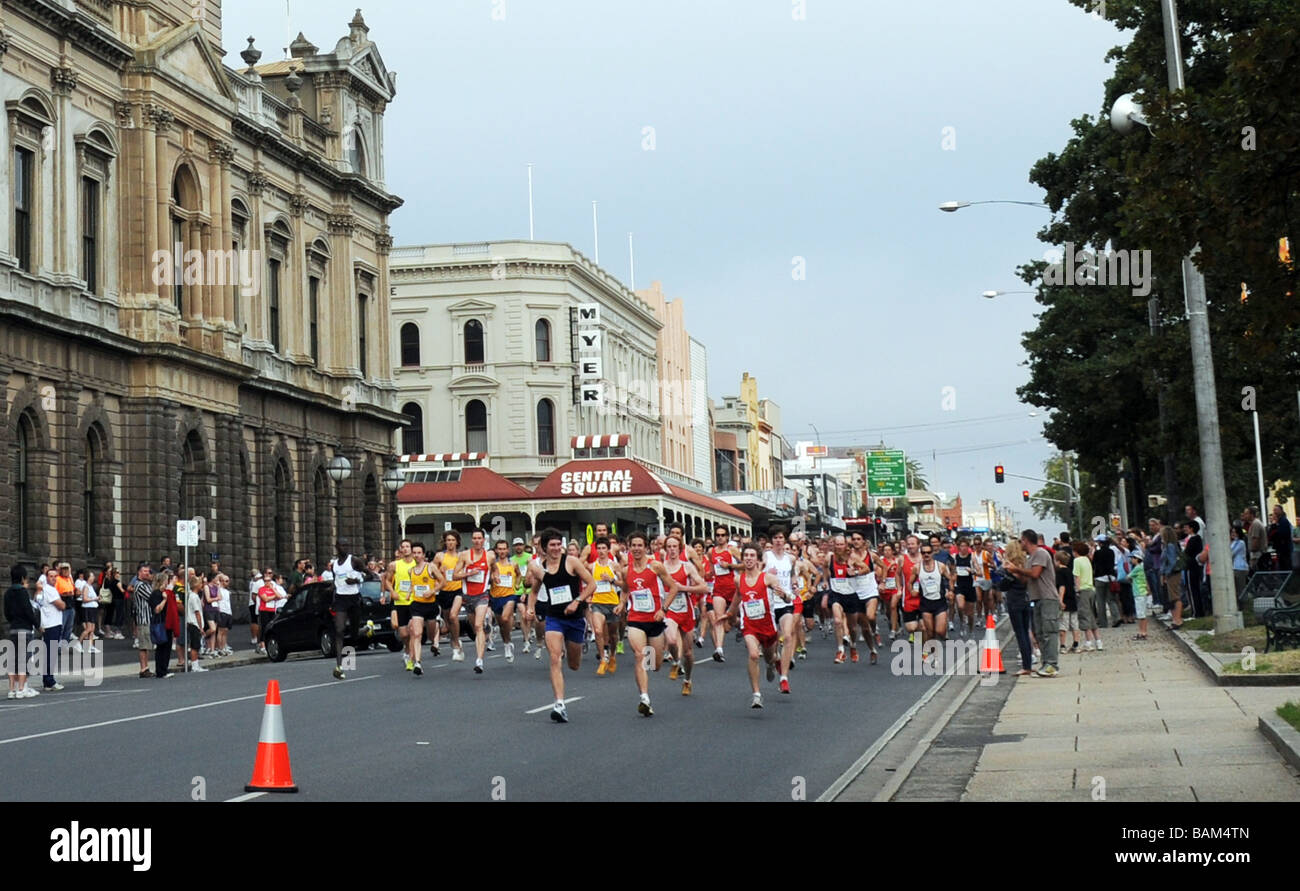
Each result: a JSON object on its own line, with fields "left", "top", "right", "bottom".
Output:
{"left": 1129, "top": 550, "right": 1144, "bottom": 562}
{"left": 1095, "top": 534, "right": 1109, "bottom": 542}
{"left": 512, "top": 537, "right": 524, "bottom": 545}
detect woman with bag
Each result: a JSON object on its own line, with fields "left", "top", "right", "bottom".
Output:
{"left": 149, "top": 570, "right": 181, "bottom": 678}
{"left": 1160, "top": 525, "right": 1184, "bottom": 630}
{"left": 998, "top": 541, "right": 1034, "bottom": 676}
{"left": 99, "top": 564, "right": 125, "bottom": 640}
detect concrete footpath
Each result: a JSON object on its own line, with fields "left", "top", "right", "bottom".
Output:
{"left": 885, "top": 620, "right": 1300, "bottom": 802}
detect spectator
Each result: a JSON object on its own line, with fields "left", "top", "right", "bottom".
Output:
{"left": 288, "top": 558, "right": 306, "bottom": 596}
{"left": 1092, "top": 535, "right": 1119, "bottom": 629}
{"left": 1183, "top": 520, "right": 1206, "bottom": 618}
{"left": 1160, "top": 526, "right": 1184, "bottom": 629}
{"left": 1185, "top": 504, "right": 1205, "bottom": 537}
{"left": 1229, "top": 526, "right": 1248, "bottom": 607}
{"left": 1243, "top": 506, "right": 1267, "bottom": 571}
{"left": 150, "top": 569, "right": 180, "bottom": 678}
{"left": 1129, "top": 549, "right": 1151, "bottom": 640}
{"left": 185, "top": 578, "right": 206, "bottom": 672}
{"left": 1055, "top": 549, "right": 1079, "bottom": 655}
{"left": 1115, "top": 536, "right": 1135, "bottom": 624}
{"left": 73, "top": 568, "right": 100, "bottom": 655}
{"left": 5, "top": 564, "right": 40, "bottom": 699}
{"left": 247, "top": 569, "right": 261, "bottom": 650}
{"left": 997, "top": 540, "right": 1034, "bottom": 676}
{"left": 1270, "top": 505, "right": 1293, "bottom": 573}
{"left": 99, "top": 563, "right": 125, "bottom": 639}
{"left": 1015, "top": 529, "right": 1061, "bottom": 678}
{"left": 256, "top": 568, "right": 279, "bottom": 655}
{"left": 1145, "top": 520, "right": 1165, "bottom": 611}
{"left": 214, "top": 573, "right": 233, "bottom": 656}
{"left": 202, "top": 573, "right": 220, "bottom": 657}
{"left": 36, "top": 567, "right": 66, "bottom": 691}
{"left": 1072, "top": 541, "right": 1101, "bottom": 651}
{"left": 55, "top": 563, "right": 76, "bottom": 643}
{"left": 131, "top": 564, "right": 155, "bottom": 678}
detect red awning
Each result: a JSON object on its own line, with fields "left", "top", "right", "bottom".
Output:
{"left": 667, "top": 484, "right": 751, "bottom": 521}
{"left": 396, "top": 467, "right": 534, "bottom": 504}
{"left": 569, "top": 434, "right": 629, "bottom": 449}
{"left": 532, "top": 459, "right": 672, "bottom": 499}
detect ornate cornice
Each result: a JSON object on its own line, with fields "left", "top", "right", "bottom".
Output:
{"left": 209, "top": 140, "right": 236, "bottom": 166}
{"left": 289, "top": 190, "right": 310, "bottom": 217}
{"left": 246, "top": 168, "right": 270, "bottom": 196}
{"left": 144, "top": 104, "right": 175, "bottom": 133}
{"left": 51, "top": 65, "right": 79, "bottom": 96}
{"left": 0, "top": 30, "right": 11, "bottom": 59}
{"left": 328, "top": 212, "right": 357, "bottom": 235}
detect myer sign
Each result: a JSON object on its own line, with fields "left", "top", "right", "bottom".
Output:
{"left": 576, "top": 303, "right": 603, "bottom": 408}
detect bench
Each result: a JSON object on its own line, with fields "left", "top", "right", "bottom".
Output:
{"left": 1263, "top": 602, "right": 1300, "bottom": 653}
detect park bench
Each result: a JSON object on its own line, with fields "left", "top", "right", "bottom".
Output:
{"left": 1263, "top": 602, "right": 1300, "bottom": 653}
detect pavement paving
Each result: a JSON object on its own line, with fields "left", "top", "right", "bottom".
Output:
{"left": 0, "top": 623, "right": 942, "bottom": 802}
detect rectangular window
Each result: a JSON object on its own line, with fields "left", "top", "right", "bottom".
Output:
{"left": 357, "top": 294, "right": 368, "bottom": 376}
{"left": 268, "top": 258, "right": 281, "bottom": 351}
{"left": 172, "top": 217, "right": 184, "bottom": 312}
{"left": 309, "top": 276, "right": 320, "bottom": 364}
{"left": 231, "top": 236, "right": 242, "bottom": 329}
{"left": 14, "top": 147, "right": 33, "bottom": 271}
{"left": 82, "top": 177, "right": 99, "bottom": 294}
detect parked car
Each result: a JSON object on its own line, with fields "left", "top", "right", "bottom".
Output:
{"left": 262, "top": 579, "right": 401, "bottom": 662}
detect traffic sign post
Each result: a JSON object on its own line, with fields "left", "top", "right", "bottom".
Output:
{"left": 867, "top": 451, "right": 907, "bottom": 498}
{"left": 176, "top": 519, "right": 202, "bottom": 673}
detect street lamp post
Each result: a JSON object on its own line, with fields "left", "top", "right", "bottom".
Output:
{"left": 327, "top": 454, "right": 352, "bottom": 542}
{"left": 1107, "top": 0, "right": 1239, "bottom": 632}
{"left": 383, "top": 464, "right": 406, "bottom": 545}
{"left": 939, "top": 200, "right": 1049, "bottom": 213}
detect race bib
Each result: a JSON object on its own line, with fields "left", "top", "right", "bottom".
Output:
{"left": 830, "top": 577, "right": 852, "bottom": 595}
{"left": 398, "top": 580, "right": 412, "bottom": 593}
{"left": 713, "top": 564, "right": 731, "bottom": 576}
{"left": 856, "top": 575, "right": 878, "bottom": 600}
{"left": 631, "top": 590, "right": 655, "bottom": 613}
{"left": 883, "top": 577, "right": 898, "bottom": 591}
{"left": 921, "top": 576, "right": 941, "bottom": 598}
{"left": 957, "top": 567, "right": 971, "bottom": 577}
{"left": 413, "top": 584, "right": 431, "bottom": 597}
{"left": 499, "top": 571, "right": 514, "bottom": 586}
{"left": 467, "top": 569, "right": 486, "bottom": 584}
{"left": 596, "top": 580, "right": 613, "bottom": 594}
{"left": 444, "top": 569, "right": 455, "bottom": 582}
{"left": 547, "top": 584, "right": 573, "bottom": 606}
{"left": 742, "top": 598, "right": 766, "bottom": 620}
{"left": 668, "top": 593, "right": 688, "bottom": 613}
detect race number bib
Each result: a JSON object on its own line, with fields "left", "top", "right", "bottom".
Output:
{"left": 713, "top": 563, "right": 731, "bottom": 576}
{"left": 398, "top": 580, "right": 412, "bottom": 593}
{"left": 444, "top": 569, "right": 455, "bottom": 582}
{"left": 631, "top": 590, "right": 655, "bottom": 613}
{"left": 921, "top": 575, "right": 942, "bottom": 599}
{"left": 596, "top": 580, "right": 613, "bottom": 594}
{"left": 883, "top": 577, "right": 898, "bottom": 592}
{"left": 467, "top": 569, "right": 486, "bottom": 584}
{"left": 668, "top": 593, "right": 688, "bottom": 613}
{"left": 547, "top": 584, "right": 572, "bottom": 606}
{"left": 957, "top": 567, "right": 971, "bottom": 577}
{"left": 413, "top": 584, "right": 431, "bottom": 598}
{"left": 742, "top": 598, "right": 767, "bottom": 620}
{"left": 830, "top": 577, "right": 852, "bottom": 595}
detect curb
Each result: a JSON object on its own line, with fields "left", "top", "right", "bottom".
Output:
{"left": 1258, "top": 712, "right": 1300, "bottom": 773}
{"left": 1158, "top": 616, "right": 1300, "bottom": 687}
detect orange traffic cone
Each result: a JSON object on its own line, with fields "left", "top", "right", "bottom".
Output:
{"left": 979, "top": 613, "right": 1005, "bottom": 674}
{"left": 245, "top": 680, "right": 298, "bottom": 793}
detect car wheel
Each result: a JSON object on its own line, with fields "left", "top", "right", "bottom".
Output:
{"left": 319, "top": 629, "right": 334, "bottom": 659}
{"left": 265, "top": 635, "right": 287, "bottom": 663}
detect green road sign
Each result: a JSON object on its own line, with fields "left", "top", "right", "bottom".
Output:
{"left": 867, "top": 450, "right": 907, "bottom": 497}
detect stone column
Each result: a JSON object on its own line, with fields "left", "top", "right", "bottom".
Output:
{"left": 0, "top": 32, "right": 11, "bottom": 263}
{"left": 54, "top": 382, "right": 82, "bottom": 559}
{"left": 51, "top": 65, "right": 78, "bottom": 276}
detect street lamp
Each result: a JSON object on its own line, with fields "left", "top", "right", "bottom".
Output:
{"left": 383, "top": 464, "right": 407, "bottom": 547}
{"left": 327, "top": 454, "right": 352, "bottom": 540}
{"left": 981, "top": 289, "right": 1036, "bottom": 299}
{"left": 1108, "top": 0, "right": 1239, "bottom": 633}
{"left": 939, "top": 200, "right": 1049, "bottom": 213}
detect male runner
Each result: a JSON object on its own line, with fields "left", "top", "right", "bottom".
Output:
{"left": 590, "top": 537, "right": 621, "bottom": 676}
{"left": 621, "top": 531, "right": 678, "bottom": 716}
{"left": 389, "top": 540, "right": 416, "bottom": 669}
{"left": 825, "top": 535, "right": 866, "bottom": 663}
{"left": 661, "top": 535, "right": 709, "bottom": 696}
{"left": 580, "top": 522, "right": 611, "bottom": 564}
{"left": 456, "top": 528, "right": 492, "bottom": 673}
{"left": 929, "top": 533, "right": 956, "bottom": 617}
{"left": 434, "top": 531, "right": 463, "bottom": 660}
{"left": 953, "top": 538, "right": 978, "bottom": 637}
{"left": 724, "top": 544, "right": 790, "bottom": 709}
{"left": 525, "top": 528, "right": 597, "bottom": 723}
{"left": 406, "top": 542, "right": 439, "bottom": 676}
{"left": 848, "top": 532, "right": 882, "bottom": 664}
{"left": 328, "top": 540, "right": 364, "bottom": 680}
{"left": 706, "top": 525, "right": 739, "bottom": 662}
{"left": 489, "top": 539, "right": 520, "bottom": 662}
{"left": 917, "top": 541, "right": 950, "bottom": 646}
{"left": 510, "top": 538, "right": 534, "bottom": 653}
{"left": 764, "top": 528, "right": 802, "bottom": 692}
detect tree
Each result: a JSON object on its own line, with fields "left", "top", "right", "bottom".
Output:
{"left": 1029, "top": 454, "right": 1106, "bottom": 538}
{"left": 905, "top": 458, "right": 928, "bottom": 491}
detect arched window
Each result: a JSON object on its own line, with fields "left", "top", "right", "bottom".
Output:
{"left": 465, "top": 400, "right": 487, "bottom": 453}
{"left": 536, "top": 399, "right": 555, "bottom": 456}
{"left": 84, "top": 427, "right": 106, "bottom": 556}
{"left": 348, "top": 127, "right": 366, "bottom": 176}
{"left": 172, "top": 166, "right": 201, "bottom": 316}
{"left": 14, "top": 414, "right": 33, "bottom": 552}
{"left": 401, "top": 402, "right": 424, "bottom": 455}
{"left": 179, "top": 430, "right": 206, "bottom": 523}
{"left": 464, "top": 319, "right": 484, "bottom": 365}
{"left": 535, "top": 318, "right": 551, "bottom": 362}
{"left": 313, "top": 468, "right": 331, "bottom": 568}
{"left": 400, "top": 323, "right": 420, "bottom": 367}
{"left": 273, "top": 459, "right": 294, "bottom": 572}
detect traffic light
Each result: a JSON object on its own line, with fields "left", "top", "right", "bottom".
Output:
{"left": 995, "top": 465, "right": 1004, "bottom": 483}
{"left": 1022, "top": 490, "right": 1030, "bottom": 502}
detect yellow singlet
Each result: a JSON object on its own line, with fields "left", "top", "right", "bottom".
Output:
{"left": 439, "top": 552, "right": 461, "bottom": 592}
{"left": 592, "top": 560, "right": 619, "bottom": 605}
{"left": 490, "top": 560, "right": 517, "bottom": 599}
{"left": 392, "top": 557, "right": 416, "bottom": 606}
{"left": 410, "top": 564, "right": 437, "bottom": 603}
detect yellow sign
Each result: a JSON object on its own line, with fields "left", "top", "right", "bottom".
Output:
{"left": 586, "top": 524, "right": 593, "bottom": 544}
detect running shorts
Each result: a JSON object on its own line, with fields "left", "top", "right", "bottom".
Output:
{"left": 544, "top": 615, "right": 587, "bottom": 645}
{"left": 410, "top": 601, "right": 440, "bottom": 621}
{"left": 628, "top": 620, "right": 666, "bottom": 639}
{"left": 489, "top": 595, "right": 519, "bottom": 616}
{"left": 391, "top": 604, "right": 412, "bottom": 626}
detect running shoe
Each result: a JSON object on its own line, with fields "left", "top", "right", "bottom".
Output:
{"left": 431, "top": 644, "right": 441, "bottom": 658}
{"left": 413, "top": 662, "right": 423, "bottom": 676}
{"left": 534, "top": 644, "right": 543, "bottom": 660}
{"left": 452, "top": 648, "right": 465, "bottom": 662}
{"left": 87, "top": 645, "right": 100, "bottom": 654}
{"left": 505, "top": 643, "right": 515, "bottom": 663}
{"left": 870, "top": 650, "right": 878, "bottom": 665}
{"left": 1095, "top": 640, "right": 1105, "bottom": 651}
{"left": 608, "top": 654, "right": 617, "bottom": 674}
{"left": 189, "top": 661, "right": 207, "bottom": 672}
{"left": 681, "top": 680, "right": 692, "bottom": 696}
{"left": 550, "top": 702, "right": 568, "bottom": 723}
{"left": 850, "top": 647, "right": 859, "bottom": 664}
{"left": 751, "top": 692, "right": 763, "bottom": 709}
{"left": 779, "top": 678, "right": 790, "bottom": 694}
{"left": 1034, "top": 665, "right": 1059, "bottom": 678}
{"left": 21, "top": 687, "right": 40, "bottom": 698}
{"left": 638, "top": 695, "right": 654, "bottom": 717}
{"left": 474, "top": 658, "right": 484, "bottom": 674}
{"left": 694, "top": 637, "right": 704, "bottom": 648}
{"left": 669, "top": 663, "right": 680, "bottom": 680}
{"left": 796, "top": 646, "right": 807, "bottom": 660}
{"left": 522, "top": 640, "right": 531, "bottom": 654}
{"left": 834, "top": 651, "right": 846, "bottom": 665}
{"left": 597, "top": 658, "right": 609, "bottom": 676}
{"left": 616, "top": 640, "right": 625, "bottom": 656}
{"left": 332, "top": 666, "right": 345, "bottom": 680}
{"left": 712, "top": 648, "right": 725, "bottom": 663}
{"left": 72, "top": 642, "right": 83, "bottom": 653}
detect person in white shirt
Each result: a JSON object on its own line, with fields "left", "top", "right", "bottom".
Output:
{"left": 185, "top": 580, "right": 207, "bottom": 672}
{"left": 328, "top": 540, "right": 365, "bottom": 680}
{"left": 74, "top": 569, "right": 100, "bottom": 654}
{"left": 215, "top": 574, "right": 233, "bottom": 655}
{"left": 248, "top": 570, "right": 262, "bottom": 649}
{"left": 36, "top": 568, "right": 67, "bottom": 691}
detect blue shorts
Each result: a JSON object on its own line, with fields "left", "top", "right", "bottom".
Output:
{"left": 490, "top": 595, "right": 519, "bottom": 616}
{"left": 545, "top": 615, "right": 587, "bottom": 645}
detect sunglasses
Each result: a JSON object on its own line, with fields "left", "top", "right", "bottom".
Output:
{"left": 921, "top": 550, "right": 933, "bottom": 555}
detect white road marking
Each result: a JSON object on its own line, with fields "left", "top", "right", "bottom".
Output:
{"left": 0, "top": 689, "right": 150, "bottom": 712}
{"left": 524, "top": 696, "right": 583, "bottom": 714}
{"left": 0, "top": 675, "right": 379, "bottom": 747}
{"left": 224, "top": 791, "right": 267, "bottom": 802}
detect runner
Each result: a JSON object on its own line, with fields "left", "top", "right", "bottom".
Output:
{"left": 620, "top": 531, "right": 678, "bottom": 716}
{"left": 580, "top": 522, "right": 611, "bottom": 564}
{"left": 706, "top": 525, "right": 739, "bottom": 662}
{"left": 509, "top": 538, "right": 533, "bottom": 655}
{"left": 723, "top": 544, "right": 789, "bottom": 709}
{"left": 794, "top": 541, "right": 820, "bottom": 659}
{"left": 389, "top": 540, "right": 416, "bottom": 670}
{"left": 929, "top": 533, "right": 956, "bottom": 618}
{"left": 981, "top": 538, "right": 1003, "bottom": 619}
{"left": 878, "top": 542, "right": 901, "bottom": 642}
{"left": 489, "top": 539, "right": 520, "bottom": 662}
{"left": 825, "top": 534, "right": 867, "bottom": 664}
{"left": 661, "top": 535, "right": 709, "bottom": 696}
{"left": 405, "top": 542, "right": 439, "bottom": 676}
{"left": 434, "top": 531, "right": 463, "bottom": 661}
{"left": 525, "top": 528, "right": 597, "bottom": 723}
{"left": 763, "top": 528, "right": 802, "bottom": 691}
{"left": 590, "top": 536, "right": 622, "bottom": 676}
{"left": 456, "top": 529, "right": 493, "bottom": 674}
{"left": 328, "top": 540, "right": 365, "bottom": 680}
{"left": 916, "top": 541, "right": 950, "bottom": 648}
{"left": 953, "top": 537, "right": 978, "bottom": 637}
{"left": 688, "top": 538, "right": 711, "bottom": 648}
{"left": 848, "top": 532, "right": 882, "bottom": 664}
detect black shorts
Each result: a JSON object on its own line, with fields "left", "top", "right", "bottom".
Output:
{"left": 774, "top": 605, "right": 796, "bottom": 624}
{"left": 258, "top": 611, "right": 276, "bottom": 633}
{"left": 216, "top": 613, "right": 232, "bottom": 629}
{"left": 627, "top": 620, "right": 666, "bottom": 639}
{"left": 902, "top": 609, "right": 922, "bottom": 624}
{"left": 185, "top": 624, "right": 204, "bottom": 648}
{"left": 955, "top": 586, "right": 976, "bottom": 603}
{"left": 835, "top": 593, "right": 864, "bottom": 614}
{"left": 392, "top": 604, "right": 412, "bottom": 626}
{"left": 82, "top": 606, "right": 100, "bottom": 625}
{"left": 410, "top": 601, "right": 440, "bottom": 621}
{"left": 920, "top": 598, "right": 948, "bottom": 615}
{"left": 436, "top": 590, "right": 461, "bottom": 613}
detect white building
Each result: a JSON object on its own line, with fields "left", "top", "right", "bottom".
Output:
{"left": 388, "top": 241, "right": 664, "bottom": 489}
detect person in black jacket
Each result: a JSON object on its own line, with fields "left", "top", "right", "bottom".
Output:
{"left": 5, "top": 564, "right": 41, "bottom": 699}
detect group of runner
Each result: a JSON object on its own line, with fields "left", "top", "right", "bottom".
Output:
{"left": 370, "top": 523, "right": 1007, "bottom": 723}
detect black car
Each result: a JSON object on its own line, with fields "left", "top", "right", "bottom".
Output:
{"left": 262, "top": 579, "right": 401, "bottom": 662}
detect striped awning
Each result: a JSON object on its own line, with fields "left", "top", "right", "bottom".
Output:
{"left": 570, "top": 434, "right": 629, "bottom": 449}
{"left": 400, "top": 453, "right": 486, "bottom": 463}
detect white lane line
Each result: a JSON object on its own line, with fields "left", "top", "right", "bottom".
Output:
{"left": 0, "top": 689, "right": 150, "bottom": 711}
{"left": 224, "top": 791, "right": 267, "bottom": 803}
{"left": 524, "top": 696, "right": 583, "bottom": 714}
{"left": 0, "top": 675, "right": 379, "bottom": 747}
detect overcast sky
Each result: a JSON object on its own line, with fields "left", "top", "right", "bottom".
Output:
{"left": 224, "top": 0, "right": 1122, "bottom": 530}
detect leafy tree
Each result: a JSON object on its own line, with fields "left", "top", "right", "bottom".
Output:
{"left": 905, "top": 458, "right": 928, "bottom": 491}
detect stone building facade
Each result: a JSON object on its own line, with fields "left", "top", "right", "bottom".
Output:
{"left": 0, "top": 1, "right": 404, "bottom": 591}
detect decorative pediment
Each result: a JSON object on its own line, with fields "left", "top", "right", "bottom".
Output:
{"left": 140, "top": 23, "right": 236, "bottom": 102}
{"left": 447, "top": 298, "right": 497, "bottom": 320}
{"left": 448, "top": 374, "right": 500, "bottom": 392}
{"left": 347, "top": 46, "right": 395, "bottom": 101}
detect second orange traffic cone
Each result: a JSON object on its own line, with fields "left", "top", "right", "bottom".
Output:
{"left": 245, "top": 680, "right": 298, "bottom": 793}
{"left": 979, "top": 613, "right": 1005, "bottom": 674}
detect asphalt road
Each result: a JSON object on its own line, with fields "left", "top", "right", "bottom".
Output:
{"left": 1, "top": 626, "right": 943, "bottom": 802}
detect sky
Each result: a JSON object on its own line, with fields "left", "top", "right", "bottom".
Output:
{"left": 223, "top": 0, "right": 1123, "bottom": 531}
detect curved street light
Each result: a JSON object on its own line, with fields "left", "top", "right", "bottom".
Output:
{"left": 939, "top": 200, "right": 1049, "bottom": 213}
{"left": 981, "top": 289, "right": 1036, "bottom": 299}
{"left": 327, "top": 455, "right": 352, "bottom": 541}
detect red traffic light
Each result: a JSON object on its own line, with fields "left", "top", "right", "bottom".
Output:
{"left": 995, "top": 465, "right": 1005, "bottom": 483}
{"left": 1022, "top": 490, "right": 1030, "bottom": 502}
